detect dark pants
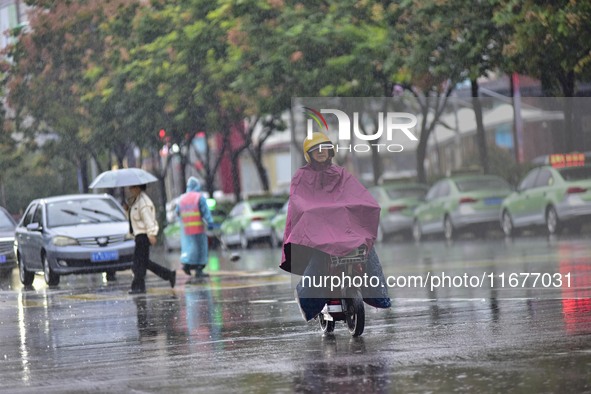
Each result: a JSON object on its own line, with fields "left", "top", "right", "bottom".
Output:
{"left": 131, "top": 234, "right": 173, "bottom": 291}
{"left": 296, "top": 247, "right": 391, "bottom": 321}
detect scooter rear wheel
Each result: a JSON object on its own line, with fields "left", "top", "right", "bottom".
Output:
{"left": 319, "top": 314, "right": 335, "bottom": 333}
{"left": 346, "top": 296, "right": 365, "bottom": 337}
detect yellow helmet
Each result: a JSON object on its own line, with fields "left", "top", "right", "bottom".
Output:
{"left": 303, "top": 132, "right": 334, "bottom": 163}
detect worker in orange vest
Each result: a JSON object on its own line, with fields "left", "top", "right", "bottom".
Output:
{"left": 177, "top": 177, "right": 214, "bottom": 281}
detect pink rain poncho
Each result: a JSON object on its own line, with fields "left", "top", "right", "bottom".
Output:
{"left": 280, "top": 163, "right": 381, "bottom": 274}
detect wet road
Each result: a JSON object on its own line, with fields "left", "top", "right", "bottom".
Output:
{"left": 1, "top": 235, "right": 590, "bottom": 393}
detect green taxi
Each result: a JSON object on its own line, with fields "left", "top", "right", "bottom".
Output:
{"left": 413, "top": 174, "right": 513, "bottom": 241}
{"left": 367, "top": 182, "right": 428, "bottom": 241}
{"left": 220, "top": 196, "right": 287, "bottom": 248}
{"left": 500, "top": 163, "right": 591, "bottom": 236}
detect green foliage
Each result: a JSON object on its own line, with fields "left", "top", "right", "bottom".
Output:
{"left": 494, "top": 0, "right": 591, "bottom": 89}
{"left": 2, "top": 150, "right": 79, "bottom": 214}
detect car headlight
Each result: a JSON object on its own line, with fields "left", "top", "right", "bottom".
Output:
{"left": 125, "top": 233, "right": 135, "bottom": 241}
{"left": 52, "top": 236, "right": 79, "bottom": 246}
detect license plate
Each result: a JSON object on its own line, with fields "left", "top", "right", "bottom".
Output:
{"left": 484, "top": 198, "right": 502, "bottom": 205}
{"left": 0, "top": 255, "right": 6, "bottom": 263}
{"left": 91, "top": 251, "right": 119, "bottom": 262}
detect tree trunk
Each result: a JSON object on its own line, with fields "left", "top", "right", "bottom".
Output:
{"left": 204, "top": 136, "right": 215, "bottom": 196}
{"left": 230, "top": 151, "right": 242, "bottom": 202}
{"left": 560, "top": 71, "right": 575, "bottom": 152}
{"left": 77, "top": 157, "right": 89, "bottom": 193}
{"left": 179, "top": 150, "right": 187, "bottom": 190}
{"left": 415, "top": 98, "right": 430, "bottom": 184}
{"left": 416, "top": 137, "right": 428, "bottom": 184}
{"left": 252, "top": 146, "right": 270, "bottom": 191}
{"left": 471, "top": 79, "right": 489, "bottom": 174}
{"left": 371, "top": 145, "right": 383, "bottom": 185}
{"left": 154, "top": 151, "right": 169, "bottom": 227}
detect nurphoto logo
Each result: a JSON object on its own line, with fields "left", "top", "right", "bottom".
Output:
{"left": 304, "top": 107, "right": 418, "bottom": 153}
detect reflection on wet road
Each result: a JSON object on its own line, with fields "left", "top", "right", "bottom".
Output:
{"left": 0, "top": 235, "right": 590, "bottom": 392}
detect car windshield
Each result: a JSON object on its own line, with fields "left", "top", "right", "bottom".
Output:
{"left": 455, "top": 178, "right": 511, "bottom": 192}
{"left": 47, "top": 198, "right": 126, "bottom": 228}
{"left": 385, "top": 187, "right": 427, "bottom": 199}
{"left": 0, "top": 210, "right": 15, "bottom": 230}
{"left": 558, "top": 167, "right": 591, "bottom": 181}
{"left": 250, "top": 201, "right": 285, "bottom": 212}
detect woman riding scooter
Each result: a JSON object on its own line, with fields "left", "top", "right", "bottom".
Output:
{"left": 280, "top": 132, "right": 391, "bottom": 326}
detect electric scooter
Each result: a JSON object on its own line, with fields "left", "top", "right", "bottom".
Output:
{"left": 317, "top": 245, "right": 368, "bottom": 337}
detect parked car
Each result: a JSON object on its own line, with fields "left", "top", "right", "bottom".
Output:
{"left": 501, "top": 164, "right": 591, "bottom": 236}
{"left": 0, "top": 206, "right": 17, "bottom": 278}
{"left": 162, "top": 222, "right": 181, "bottom": 252}
{"left": 269, "top": 200, "right": 288, "bottom": 247}
{"left": 368, "top": 182, "right": 428, "bottom": 241}
{"left": 14, "top": 194, "right": 135, "bottom": 286}
{"left": 220, "top": 196, "right": 287, "bottom": 248}
{"left": 412, "top": 174, "right": 513, "bottom": 241}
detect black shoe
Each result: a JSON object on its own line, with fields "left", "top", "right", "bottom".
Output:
{"left": 182, "top": 264, "right": 192, "bottom": 276}
{"left": 195, "top": 267, "right": 209, "bottom": 278}
{"left": 128, "top": 289, "right": 146, "bottom": 295}
{"left": 169, "top": 270, "right": 176, "bottom": 288}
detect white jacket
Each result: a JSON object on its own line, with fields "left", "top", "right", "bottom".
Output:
{"left": 129, "top": 192, "right": 159, "bottom": 237}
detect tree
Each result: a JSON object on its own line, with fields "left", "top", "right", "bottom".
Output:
{"left": 414, "top": 0, "right": 505, "bottom": 175}
{"left": 494, "top": 0, "right": 591, "bottom": 151}
{"left": 389, "top": 1, "right": 462, "bottom": 183}
{"left": 219, "top": 0, "right": 410, "bottom": 184}
{"left": 5, "top": 0, "right": 136, "bottom": 192}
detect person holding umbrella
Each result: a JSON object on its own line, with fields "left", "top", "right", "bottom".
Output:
{"left": 89, "top": 168, "right": 176, "bottom": 293}
{"left": 126, "top": 183, "right": 176, "bottom": 294}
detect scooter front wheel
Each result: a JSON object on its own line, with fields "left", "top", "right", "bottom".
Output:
{"left": 346, "top": 296, "right": 365, "bottom": 337}
{"left": 319, "top": 314, "right": 335, "bottom": 333}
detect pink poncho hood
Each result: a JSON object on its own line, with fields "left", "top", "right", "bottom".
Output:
{"left": 280, "top": 163, "right": 380, "bottom": 273}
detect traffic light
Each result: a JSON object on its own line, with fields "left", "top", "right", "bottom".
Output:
{"left": 158, "top": 129, "right": 166, "bottom": 140}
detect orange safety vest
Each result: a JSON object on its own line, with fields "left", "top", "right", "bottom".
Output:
{"left": 179, "top": 192, "right": 205, "bottom": 235}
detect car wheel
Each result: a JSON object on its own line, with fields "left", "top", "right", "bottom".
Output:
{"left": 239, "top": 231, "right": 250, "bottom": 249}
{"left": 18, "top": 253, "right": 34, "bottom": 286}
{"left": 502, "top": 210, "right": 515, "bottom": 237}
{"left": 412, "top": 220, "right": 422, "bottom": 242}
{"left": 443, "top": 215, "right": 455, "bottom": 241}
{"left": 43, "top": 255, "right": 60, "bottom": 287}
{"left": 546, "top": 206, "right": 562, "bottom": 235}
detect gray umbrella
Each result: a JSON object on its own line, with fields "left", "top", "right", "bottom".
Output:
{"left": 89, "top": 168, "right": 158, "bottom": 189}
